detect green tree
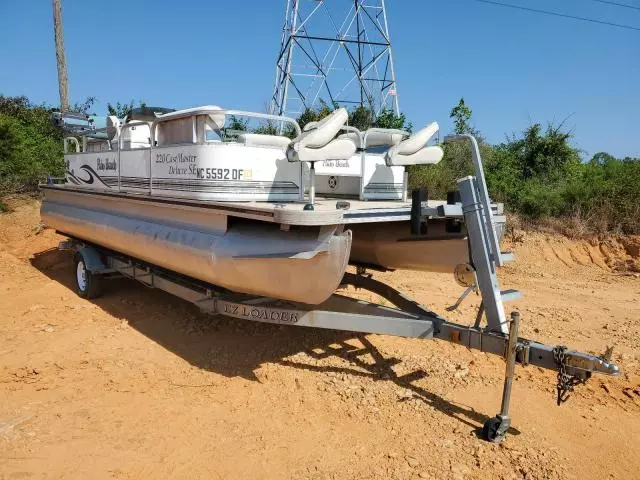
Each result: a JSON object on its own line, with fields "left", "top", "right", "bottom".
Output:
{"left": 589, "top": 151, "right": 616, "bottom": 166}
{"left": 296, "top": 99, "right": 336, "bottom": 131}
{"left": 348, "top": 105, "right": 375, "bottom": 131}
{"left": 72, "top": 97, "right": 97, "bottom": 115}
{"left": 296, "top": 101, "right": 412, "bottom": 133}
{"left": 375, "top": 108, "right": 412, "bottom": 132}
{"left": 502, "top": 123, "right": 580, "bottom": 181}
{"left": 450, "top": 97, "right": 473, "bottom": 135}
{"left": 253, "top": 121, "right": 277, "bottom": 135}
{"left": 107, "top": 100, "right": 146, "bottom": 118}
{"left": 227, "top": 115, "right": 249, "bottom": 131}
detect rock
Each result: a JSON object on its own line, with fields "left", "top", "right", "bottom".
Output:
{"left": 397, "top": 389, "right": 414, "bottom": 400}
{"left": 454, "top": 368, "right": 469, "bottom": 379}
{"left": 405, "top": 456, "right": 419, "bottom": 468}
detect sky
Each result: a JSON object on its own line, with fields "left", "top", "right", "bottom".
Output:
{"left": 0, "top": 0, "right": 638, "bottom": 158}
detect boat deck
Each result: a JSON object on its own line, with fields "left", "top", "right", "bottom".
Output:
{"left": 41, "top": 184, "right": 468, "bottom": 226}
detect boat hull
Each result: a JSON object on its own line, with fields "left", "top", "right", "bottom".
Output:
{"left": 41, "top": 188, "right": 351, "bottom": 305}
{"left": 348, "top": 221, "right": 469, "bottom": 273}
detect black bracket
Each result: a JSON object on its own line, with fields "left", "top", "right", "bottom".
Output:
{"left": 410, "top": 188, "right": 428, "bottom": 235}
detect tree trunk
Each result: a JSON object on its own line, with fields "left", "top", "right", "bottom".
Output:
{"left": 52, "top": 0, "right": 69, "bottom": 112}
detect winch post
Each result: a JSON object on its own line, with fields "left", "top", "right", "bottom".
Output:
{"left": 457, "top": 176, "right": 508, "bottom": 334}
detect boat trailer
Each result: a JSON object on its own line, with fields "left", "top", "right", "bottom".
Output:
{"left": 59, "top": 140, "right": 619, "bottom": 442}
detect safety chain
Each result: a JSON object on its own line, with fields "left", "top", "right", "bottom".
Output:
{"left": 552, "top": 345, "right": 583, "bottom": 406}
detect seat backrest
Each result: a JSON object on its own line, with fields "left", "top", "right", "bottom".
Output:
{"left": 295, "top": 108, "right": 349, "bottom": 149}
{"left": 337, "top": 129, "right": 406, "bottom": 150}
{"left": 393, "top": 122, "right": 439, "bottom": 156}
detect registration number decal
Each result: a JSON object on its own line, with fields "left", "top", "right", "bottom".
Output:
{"left": 196, "top": 168, "right": 245, "bottom": 180}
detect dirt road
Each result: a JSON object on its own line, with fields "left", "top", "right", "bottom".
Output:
{"left": 1, "top": 199, "right": 639, "bottom": 479}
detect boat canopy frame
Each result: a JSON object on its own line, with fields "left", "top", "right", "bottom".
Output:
{"left": 60, "top": 108, "right": 303, "bottom": 154}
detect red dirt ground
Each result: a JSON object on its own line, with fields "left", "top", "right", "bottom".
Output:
{"left": 1, "top": 198, "right": 638, "bottom": 479}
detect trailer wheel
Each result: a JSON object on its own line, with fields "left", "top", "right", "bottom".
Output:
{"left": 74, "top": 253, "right": 103, "bottom": 299}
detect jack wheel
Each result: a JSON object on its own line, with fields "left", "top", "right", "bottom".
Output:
{"left": 74, "top": 253, "right": 103, "bottom": 299}
{"left": 482, "top": 415, "right": 508, "bottom": 443}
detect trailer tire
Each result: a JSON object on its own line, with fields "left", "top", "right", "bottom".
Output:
{"left": 74, "top": 253, "right": 103, "bottom": 299}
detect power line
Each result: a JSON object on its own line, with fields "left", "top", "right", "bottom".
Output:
{"left": 475, "top": 0, "right": 640, "bottom": 31}
{"left": 591, "top": 0, "right": 640, "bottom": 12}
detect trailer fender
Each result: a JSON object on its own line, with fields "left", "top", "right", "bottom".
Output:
{"left": 76, "top": 246, "right": 107, "bottom": 273}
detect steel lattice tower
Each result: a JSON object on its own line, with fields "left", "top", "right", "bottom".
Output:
{"left": 270, "top": 0, "right": 399, "bottom": 118}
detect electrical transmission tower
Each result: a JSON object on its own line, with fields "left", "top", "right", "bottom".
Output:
{"left": 270, "top": 0, "right": 399, "bottom": 119}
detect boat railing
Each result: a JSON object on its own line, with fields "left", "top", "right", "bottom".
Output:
{"left": 57, "top": 108, "right": 302, "bottom": 151}
{"left": 150, "top": 108, "right": 302, "bottom": 144}
{"left": 63, "top": 137, "right": 80, "bottom": 154}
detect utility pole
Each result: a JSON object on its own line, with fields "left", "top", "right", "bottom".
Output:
{"left": 52, "top": 0, "right": 69, "bottom": 112}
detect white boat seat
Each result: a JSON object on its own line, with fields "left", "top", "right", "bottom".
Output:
{"left": 237, "top": 133, "right": 291, "bottom": 149}
{"left": 385, "top": 122, "right": 443, "bottom": 166}
{"left": 303, "top": 121, "right": 319, "bottom": 132}
{"left": 287, "top": 108, "right": 356, "bottom": 162}
{"left": 386, "top": 146, "right": 443, "bottom": 166}
{"left": 289, "top": 137, "right": 356, "bottom": 162}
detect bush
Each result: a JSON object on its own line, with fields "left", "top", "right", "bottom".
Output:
{"left": 0, "top": 97, "right": 64, "bottom": 192}
{"left": 408, "top": 119, "right": 640, "bottom": 234}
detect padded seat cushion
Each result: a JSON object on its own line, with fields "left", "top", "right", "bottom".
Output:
{"left": 385, "top": 122, "right": 443, "bottom": 166}
{"left": 287, "top": 138, "right": 356, "bottom": 163}
{"left": 386, "top": 145, "right": 443, "bottom": 166}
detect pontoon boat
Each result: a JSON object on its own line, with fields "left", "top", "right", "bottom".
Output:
{"left": 43, "top": 106, "right": 490, "bottom": 303}
{"left": 41, "top": 105, "right": 619, "bottom": 442}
